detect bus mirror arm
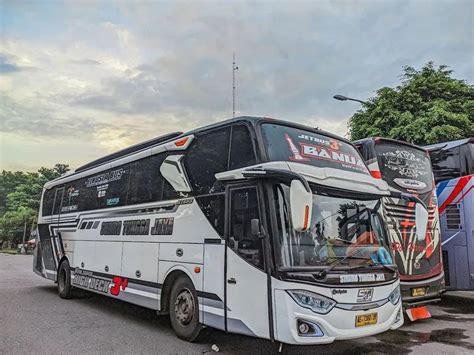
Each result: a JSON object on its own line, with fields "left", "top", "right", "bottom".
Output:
{"left": 242, "top": 168, "right": 313, "bottom": 232}
{"left": 251, "top": 218, "right": 266, "bottom": 239}
{"left": 241, "top": 168, "right": 311, "bottom": 192}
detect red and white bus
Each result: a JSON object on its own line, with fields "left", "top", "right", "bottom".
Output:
{"left": 354, "top": 138, "right": 444, "bottom": 321}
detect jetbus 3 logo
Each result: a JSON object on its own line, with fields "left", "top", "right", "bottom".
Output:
{"left": 110, "top": 276, "right": 128, "bottom": 296}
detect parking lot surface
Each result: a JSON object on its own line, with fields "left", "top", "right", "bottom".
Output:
{"left": 1, "top": 254, "right": 473, "bottom": 354}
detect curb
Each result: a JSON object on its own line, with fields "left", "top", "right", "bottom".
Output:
{"left": 441, "top": 291, "right": 474, "bottom": 305}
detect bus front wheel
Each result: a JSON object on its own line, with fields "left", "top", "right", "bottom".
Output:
{"left": 58, "top": 259, "right": 74, "bottom": 299}
{"left": 169, "top": 275, "right": 201, "bottom": 342}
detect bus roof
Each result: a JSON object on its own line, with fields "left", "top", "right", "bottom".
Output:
{"left": 48, "top": 116, "right": 356, "bottom": 186}
{"left": 182, "top": 116, "right": 354, "bottom": 145}
{"left": 353, "top": 137, "right": 428, "bottom": 153}
{"left": 424, "top": 138, "right": 473, "bottom": 152}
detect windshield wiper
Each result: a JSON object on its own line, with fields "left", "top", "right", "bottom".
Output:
{"left": 315, "top": 252, "right": 364, "bottom": 279}
{"left": 348, "top": 263, "right": 397, "bottom": 273}
{"left": 315, "top": 251, "right": 396, "bottom": 279}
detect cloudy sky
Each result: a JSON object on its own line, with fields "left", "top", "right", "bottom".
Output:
{"left": 1, "top": 0, "right": 472, "bottom": 171}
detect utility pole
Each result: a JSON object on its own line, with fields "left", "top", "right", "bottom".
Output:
{"left": 232, "top": 52, "right": 239, "bottom": 117}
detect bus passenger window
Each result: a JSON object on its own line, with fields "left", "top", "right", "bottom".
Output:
{"left": 229, "top": 188, "right": 264, "bottom": 270}
{"left": 128, "top": 155, "right": 165, "bottom": 204}
{"left": 42, "top": 189, "right": 55, "bottom": 216}
{"left": 229, "top": 125, "right": 256, "bottom": 170}
{"left": 185, "top": 126, "right": 231, "bottom": 195}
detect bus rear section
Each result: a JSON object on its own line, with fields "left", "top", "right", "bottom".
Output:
{"left": 425, "top": 138, "right": 474, "bottom": 290}
{"left": 355, "top": 138, "right": 445, "bottom": 320}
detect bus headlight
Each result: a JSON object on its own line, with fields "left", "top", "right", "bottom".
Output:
{"left": 389, "top": 286, "right": 401, "bottom": 305}
{"left": 287, "top": 290, "right": 336, "bottom": 314}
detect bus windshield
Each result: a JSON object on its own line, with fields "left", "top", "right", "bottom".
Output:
{"left": 274, "top": 184, "right": 391, "bottom": 269}
{"left": 261, "top": 123, "right": 369, "bottom": 175}
{"left": 429, "top": 142, "right": 474, "bottom": 183}
{"left": 375, "top": 141, "right": 433, "bottom": 193}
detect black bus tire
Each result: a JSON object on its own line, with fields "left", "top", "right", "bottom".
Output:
{"left": 169, "top": 275, "right": 201, "bottom": 342}
{"left": 58, "top": 260, "right": 74, "bottom": 299}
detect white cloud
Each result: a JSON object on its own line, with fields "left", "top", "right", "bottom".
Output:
{"left": 1, "top": 0, "right": 472, "bottom": 171}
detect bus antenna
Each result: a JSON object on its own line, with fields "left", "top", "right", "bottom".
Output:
{"left": 232, "top": 52, "right": 238, "bottom": 117}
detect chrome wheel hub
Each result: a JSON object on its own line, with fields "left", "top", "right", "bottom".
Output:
{"left": 175, "top": 288, "right": 194, "bottom": 326}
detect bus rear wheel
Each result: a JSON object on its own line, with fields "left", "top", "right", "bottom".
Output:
{"left": 58, "top": 260, "right": 74, "bottom": 299}
{"left": 169, "top": 275, "right": 201, "bottom": 342}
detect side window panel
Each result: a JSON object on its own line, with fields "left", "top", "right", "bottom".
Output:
{"left": 52, "top": 187, "right": 64, "bottom": 215}
{"left": 42, "top": 189, "right": 55, "bottom": 216}
{"left": 128, "top": 155, "right": 165, "bottom": 205}
{"left": 163, "top": 179, "right": 180, "bottom": 200}
{"left": 81, "top": 181, "right": 100, "bottom": 211}
{"left": 229, "top": 187, "right": 264, "bottom": 270}
{"left": 83, "top": 166, "right": 130, "bottom": 210}
{"left": 229, "top": 125, "right": 257, "bottom": 170}
{"left": 197, "top": 194, "right": 225, "bottom": 237}
{"left": 62, "top": 182, "right": 81, "bottom": 213}
{"left": 185, "top": 126, "right": 231, "bottom": 195}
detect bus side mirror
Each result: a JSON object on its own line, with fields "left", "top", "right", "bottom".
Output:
{"left": 251, "top": 218, "right": 264, "bottom": 238}
{"left": 415, "top": 203, "right": 428, "bottom": 241}
{"left": 290, "top": 180, "right": 313, "bottom": 232}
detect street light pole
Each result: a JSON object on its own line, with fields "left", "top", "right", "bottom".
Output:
{"left": 333, "top": 94, "right": 368, "bottom": 105}
{"left": 232, "top": 52, "right": 239, "bottom": 117}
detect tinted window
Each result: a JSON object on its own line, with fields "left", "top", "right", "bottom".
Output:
{"left": 62, "top": 182, "right": 81, "bottom": 213}
{"left": 375, "top": 142, "right": 433, "bottom": 193}
{"left": 185, "top": 126, "right": 231, "bottom": 195}
{"left": 128, "top": 155, "right": 165, "bottom": 205}
{"left": 197, "top": 194, "right": 225, "bottom": 237}
{"left": 429, "top": 143, "right": 473, "bottom": 183}
{"left": 52, "top": 187, "right": 64, "bottom": 215}
{"left": 42, "top": 189, "right": 55, "bottom": 216}
{"left": 83, "top": 166, "right": 130, "bottom": 209}
{"left": 261, "top": 123, "right": 369, "bottom": 175}
{"left": 229, "top": 125, "right": 257, "bottom": 170}
{"left": 163, "top": 179, "right": 181, "bottom": 200}
{"left": 229, "top": 187, "right": 264, "bottom": 270}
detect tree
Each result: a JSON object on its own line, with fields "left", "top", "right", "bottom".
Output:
{"left": 348, "top": 62, "right": 474, "bottom": 145}
{"left": 0, "top": 164, "right": 69, "bottom": 248}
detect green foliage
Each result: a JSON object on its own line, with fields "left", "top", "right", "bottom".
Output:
{"left": 349, "top": 62, "right": 474, "bottom": 145}
{"left": 0, "top": 164, "right": 69, "bottom": 247}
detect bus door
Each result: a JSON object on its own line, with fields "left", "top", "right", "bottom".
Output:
{"left": 225, "top": 184, "right": 271, "bottom": 339}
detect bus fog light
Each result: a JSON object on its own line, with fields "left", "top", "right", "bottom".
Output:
{"left": 298, "top": 322, "right": 310, "bottom": 334}
{"left": 287, "top": 290, "right": 336, "bottom": 314}
{"left": 297, "top": 319, "right": 324, "bottom": 337}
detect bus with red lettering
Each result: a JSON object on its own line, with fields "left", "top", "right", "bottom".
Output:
{"left": 354, "top": 138, "right": 444, "bottom": 321}
{"left": 34, "top": 117, "right": 431, "bottom": 344}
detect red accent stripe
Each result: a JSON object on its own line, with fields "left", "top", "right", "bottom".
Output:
{"left": 303, "top": 205, "right": 310, "bottom": 230}
{"left": 439, "top": 176, "right": 471, "bottom": 215}
{"left": 453, "top": 185, "right": 473, "bottom": 205}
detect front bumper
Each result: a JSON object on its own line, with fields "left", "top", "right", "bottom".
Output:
{"left": 401, "top": 272, "right": 446, "bottom": 308}
{"left": 274, "top": 289, "right": 404, "bottom": 345}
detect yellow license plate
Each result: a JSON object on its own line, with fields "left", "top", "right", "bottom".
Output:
{"left": 355, "top": 313, "right": 378, "bottom": 327}
{"left": 411, "top": 287, "right": 427, "bottom": 297}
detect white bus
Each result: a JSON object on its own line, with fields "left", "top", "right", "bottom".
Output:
{"left": 33, "top": 117, "right": 429, "bottom": 345}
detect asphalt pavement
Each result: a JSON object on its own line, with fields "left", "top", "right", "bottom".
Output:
{"left": 1, "top": 254, "right": 473, "bottom": 354}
